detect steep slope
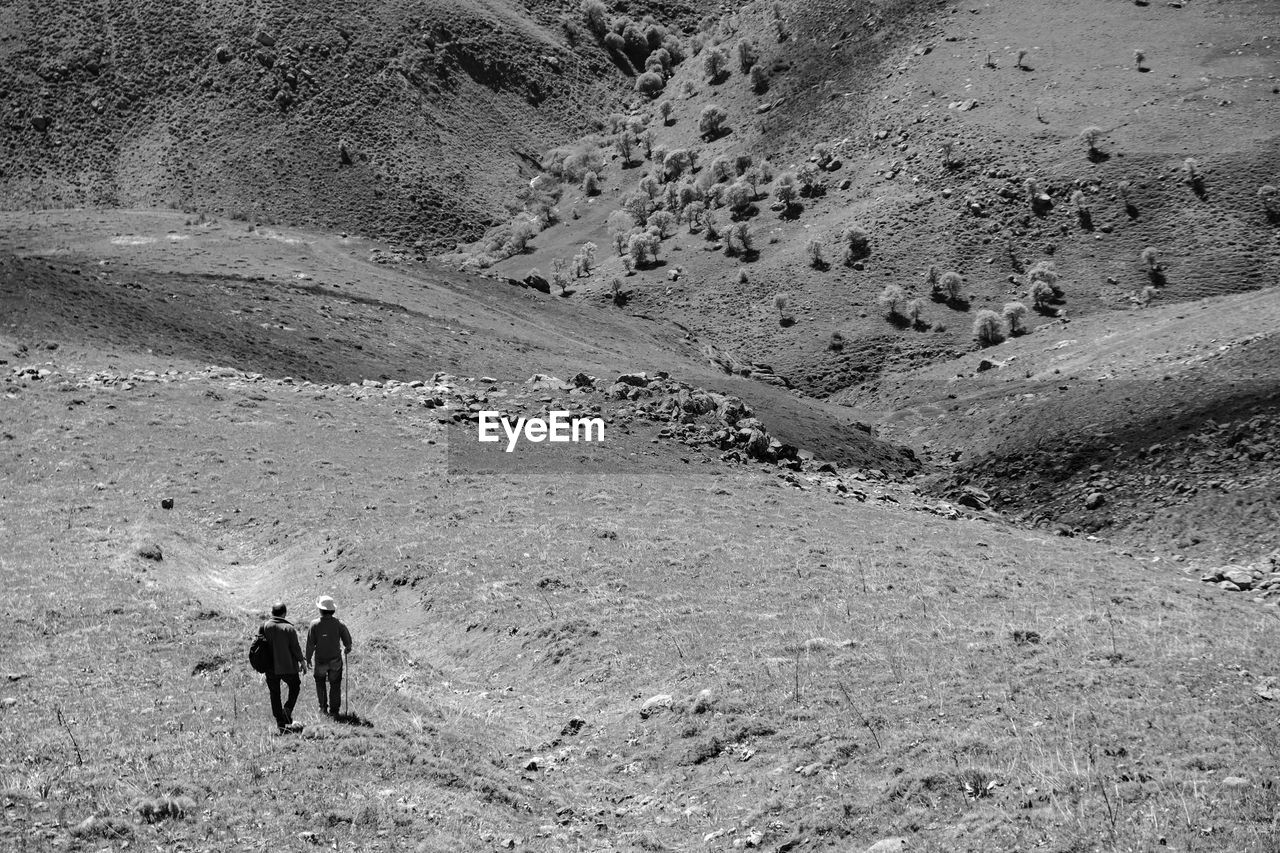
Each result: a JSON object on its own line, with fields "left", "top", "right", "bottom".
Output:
{"left": 476, "top": 0, "right": 1278, "bottom": 397}
{"left": 0, "top": 0, "right": 708, "bottom": 249}
{"left": 849, "top": 286, "right": 1280, "bottom": 558}
{"left": 0, "top": 208, "right": 919, "bottom": 473}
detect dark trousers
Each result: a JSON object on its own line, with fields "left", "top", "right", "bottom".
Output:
{"left": 266, "top": 673, "right": 300, "bottom": 729}
{"left": 314, "top": 665, "right": 343, "bottom": 716}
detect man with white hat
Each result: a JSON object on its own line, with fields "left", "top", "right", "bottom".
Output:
{"left": 305, "top": 596, "right": 354, "bottom": 718}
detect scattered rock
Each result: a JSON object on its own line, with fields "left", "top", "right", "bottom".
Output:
{"left": 160, "top": 498, "right": 174, "bottom": 510}
{"left": 639, "top": 693, "right": 674, "bottom": 718}
{"left": 137, "top": 544, "right": 163, "bottom": 562}
{"left": 865, "top": 839, "right": 909, "bottom": 853}
{"left": 1084, "top": 492, "right": 1105, "bottom": 510}
{"left": 1, "top": 697, "right": 16, "bottom": 709}
{"left": 1221, "top": 776, "right": 1250, "bottom": 790}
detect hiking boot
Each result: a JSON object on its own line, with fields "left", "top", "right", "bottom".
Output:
{"left": 285, "top": 722, "right": 305, "bottom": 733}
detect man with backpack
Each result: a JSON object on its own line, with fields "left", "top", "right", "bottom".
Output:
{"left": 258, "top": 602, "right": 307, "bottom": 733}
{"left": 306, "top": 596, "right": 353, "bottom": 718}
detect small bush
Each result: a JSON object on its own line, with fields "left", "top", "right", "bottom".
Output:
{"left": 699, "top": 104, "right": 729, "bottom": 139}
{"left": 703, "top": 47, "right": 728, "bottom": 82}
{"left": 582, "top": 0, "right": 608, "bottom": 38}
{"left": 1079, "top": 126, "right": 1103, "bottom": 154}
{"left": 773, "top": 292, "right": 789, "bottom": 313}
{"left": 1139, "top": 246, "right": 1159, "bottom": 271}
{"left": 934, "top": 270, "right": 963, "bottom": 302}
{"left": 878, "top": 285, "right": 907, "bottom": 320}
{"left": 973, "top": 310, "right": 1005, "bottom": 346}
{"left": 582, "top": 171, "right": 600, "bottom": 195}
{"left": 1026, "top": 260, "right": 1061, "bottom": 296}
{"left": 1133, "top": 49, "right": 1145, "bottom": 68}
{"left": 906, "top": 298, "right": 925, "bottom": 327}
{"left": 829, "top": 330, "right": 845, "bottom": 351}
{"left": 1003, "top": 301, "right": 1029, "bottom": 335}
{"left": 1015, "top": 48, "right": 1028, "bottom": 69}
{"left": 615, "top": 132, "right": 636, "bottom": 165}
{"left": 840, "top": 226, "right": 869, "bottom": 265}
{"left": 725, "top": 181, "right": 753, "bottom": 216}
{"left": 627, "top": 230, "right": 660, "bottom": 267}
{"left": 750, "top": 64, "right": 769, "bottom": 93}
{"left": 1258, "top": 184, "right": 1278, "bottom": 216}
{"left": 573, "top": 242, "right": 597, "bottom": 276}
{"left": 725, "top": 221, "right": 753, "bottom": 255}
{"left": 1029, "top": 280, "right": 1055, "bottom": 311}
{"left": 659, "top": 100, "right": 674, "bottom": 124}
{"left": 647, "top": 210, "right": 677, "bottom": 238}
{"left": 806, "top": 238, "right": 825, "bottom": 268}
{"left": 607, "top": 210, "right": 636, "bottom": 254}
{"left": 736, "top": 40, "right": 758, "bottom": 73}
{"left": 636, "top": 71, "right": 665, "bottom": 97}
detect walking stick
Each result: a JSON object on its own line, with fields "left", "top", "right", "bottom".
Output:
{"left": 343, "top": 649, "right": 350, "bottom": 717}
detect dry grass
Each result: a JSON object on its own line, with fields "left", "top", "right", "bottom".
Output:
{"left": 1, "top": 361, "right": 1277, "bottom": 850}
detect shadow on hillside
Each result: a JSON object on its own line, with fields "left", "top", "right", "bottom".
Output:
{"left": 780, "top": 202, "right": 804, "bottom": 220}
{"left": 1125, "top": 202, "right": 1139, "bottom": 219}
{"left": 333, "top": 712, "right": 374, "bottom": 728}
{"left": 702, "top": 126, "right": 731, "bottom": 143}
{"left": 1077, "top": 210, "right": 1094, "bottom": 231}
{"left": 1087, "top": 149, "right": 1111, "bottom": 164}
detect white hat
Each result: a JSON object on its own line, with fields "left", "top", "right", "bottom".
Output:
{"left": 316, "top": 596, "right": 337, "bottom": 612}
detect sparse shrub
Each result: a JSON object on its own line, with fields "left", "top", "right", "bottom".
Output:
{"left": 1182, "top": 157, "right": 1204, "bottom": 193}
{"left": 812, "top": 143, "right": 834, "bottom": 169}
{"left": 906, "top": 298, "right": 925, "bottom": 327}
{"left": 640, "top": 129, "right": 655, "bottom": 160}
{"left": 700, "top": 206, "right": 720, "bottom": 239}
{"left": 806, "top": 238, "right": 825, "bottom": 268}
{"left": 627, "top": 230, "right": 660, "bottom": 267}
{"left": 1138, "top": 284, "right": 1158, "bottom": 306}
{"left": 1015, "top": 48, "right": 1028, "bottom": 69}
{"left": 645, "top": 47, "right": 672, "bottom": 75}
{"left": 736, "top": 40, "right": 758, "bottom": 73}
{"left": 829, "top": 330, "right": 845, "bottom": 351}
{"left": 684, "top": 200, "right": 706, "bottom": 231}
{"left": 1003, "top": 301, "right": 1029, "bottom": 335}
{"left": 663, "top": 149, "right": 695, "bottom": 183}
{"left": 659, "top": 100, "right": 674, "bottom": 124}
{"left": 607, "top": 210, "right": 635, "bottom": 254}
{"left": 1133, "top": 48, "right": 1145, "bottom": 69}
{"left": 725, "top": 221, "right": 753, "bottom": 255}
{"left": 1029, "top": 280, "right": 1055, "bottom": 311}
{"left": 733, "top": 153, "right": 754, "bottom": 176}
{"left": 878, "top": 285, "right": 907, "bottom": 320}
{"left": 771, "top": 4, "right": 790, "bottom": 41}
{"left": 1070, "top": 189, "right": 1088, "bottom": 214}
{"left": 1079, "top": 126, "right": 1103, "bottom": 155}
{"left": 573, "top": 242, "right": 597, "bottom": 276}
{"left": 941, "top": 140, "right": 955, "bottom": 167}
{"left": 699, "top": 104, "right": 729, "bottom": 139}
{"left": 797, "top": 162, "right": 824, "bottom": 196}
{"left": 550, "top": 257, "right": 571, "bottom": 293}
{"left": 934, "top": 270, "right": 963, "bottom": 302}
{"left": 738, "top": 269, "right": 749, "bottom": 284}
{"left": 504, "top": 219, "right": 538, "bottom": 255}
{"left": 749, "top": 64, "right": 769, "bottom": 94}
{"left": 840, "top": 225, "right": 869, "bottom": 264}
{"left": 1027, "top": 260, "right": 1062, "bottom": 297}
{"left": 603, "top": 32, "right": 629, "bottom": 66}
{"left": 582, "top": 0, "right": 609, "bottom": 38}
{"left": 1258, "top": 184, "right": 1278, "bottom": 215}
{"left": 638, "top": 174, "right": 661, "bottom": 199}
{"left": 708, "top": 155, "right": 735, "bottom": 183}
{"left": 773, "top": 292, "right": 789, "bottom": 313}
{"left": 1117, "top": 179, "right": 1132, "bottom": 201}
{"left": 611, "top": 276, "right": 623, "bottom": 303}
{"left": 725, "top": 181, "right": 753, "bottom": 216}
{"left": 647, "top": 209, "right": 677, "bottom": 238}
{"left": 636, "top": 71, "right": 665, "bottom": 97}
{"left": 1025, "top": 178, "right": 1051, "bottom": 212}
{"left": 615, "top": 131, "right": 637, "bottom": 165}
{"left": 973, "top": 310, "right": 1004, "bottom": 346}
{"left": 1139, "top": 246, "right": 1160, "bottom": 271}
{"left": 623, "top": 191, "right": 653, "bottom": 224}
{"left": 703, "top": 47, "right": 728, "bottom": 82}
{"left": 582, "top": 171, "right": 600, "bottom": 195}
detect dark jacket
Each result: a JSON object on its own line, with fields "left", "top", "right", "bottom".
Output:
{"left": 261, "top": 616, "right": 305, "bottom": 676}
{"left": 306, "top": 614, "right": 353, "bottom": 668}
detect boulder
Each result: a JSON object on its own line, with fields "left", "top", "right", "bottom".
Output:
{"left": 615, "top": 372, "right": 651, "bottom": 387}
{"left": 865, "top": 840, "right": 909, "bottom": 853}
{"left": 1084, "top": 492, "right": 1105, "bottom": 510}
{"left": 639, "top": 693, "right": 673, "bottom": 718}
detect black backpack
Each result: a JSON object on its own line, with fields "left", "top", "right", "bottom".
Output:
{"left": 248, "top": 627, "right": 272, "bottom": 674}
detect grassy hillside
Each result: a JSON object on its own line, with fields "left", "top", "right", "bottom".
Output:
{"left": 0, "top": 0, "right": 713, "bottom": 249}
{"left": 3, "top": 344, "right": 1278, "bottom": 851}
